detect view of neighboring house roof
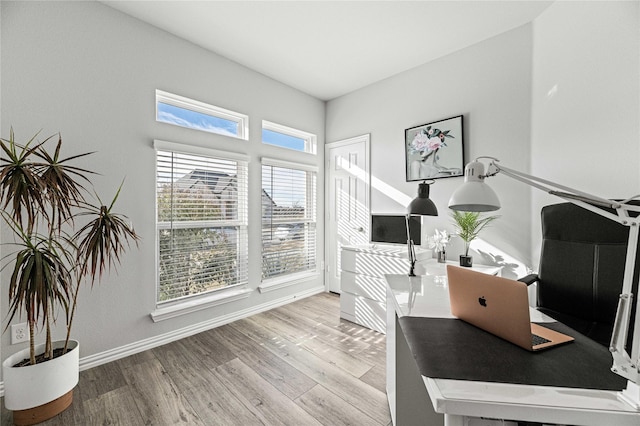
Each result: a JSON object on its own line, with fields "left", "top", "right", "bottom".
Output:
{"left": 262, "top": 189, "right": 276, "bottom": 207}
{"left": 177, "top": 169, "right": 301, "bottom": 216}
{"left": 177, "top": 169, "right": 235, "bottom": 195}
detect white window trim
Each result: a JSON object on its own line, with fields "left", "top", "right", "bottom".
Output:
{"left": 154, "top": 139, "right": 250, "bottom": 163}
{"left": 261, "top": 157, "right": 319, "bottom": 173}
{"left": 262, "top": 120, "right": 317, "bottom": 154}
{"left": 150, "top": 287, "right": 252, "bottom": 322}
{"left": 154, "top": 139, "right": 250, "bottom": 308}
{"left": 156, "top": 90, "right": 249, "bottom": 140}
{"left": 258, "top": 271, "right": 320, "bottom": 293}
{"left": 260, "top": 158, "right": 318, "bottom": 283}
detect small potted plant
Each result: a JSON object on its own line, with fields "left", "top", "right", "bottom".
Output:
{"left": 427, "top": 229, "right": 452, "bottom": 263}
{"left": 451, "top": 210, "right": 499, "bottom": 267}
{"left": 1, "top": 130, "right": 139, "bottom": 424}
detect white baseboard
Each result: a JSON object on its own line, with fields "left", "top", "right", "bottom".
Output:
{"left": 0, "top": 286, "right": 325, "bottom": 397}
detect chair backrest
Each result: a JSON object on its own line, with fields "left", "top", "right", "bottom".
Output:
{"left": 537, "top": 202, "right": 639, "bottom": 346}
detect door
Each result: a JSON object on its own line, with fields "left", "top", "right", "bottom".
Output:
{"left": 326, "top": 134, "right": 371, "bottom": 293}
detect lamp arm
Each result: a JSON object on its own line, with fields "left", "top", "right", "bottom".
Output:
{"left": 406, "top": 214, "right": 417, "bottom": 277}
{"left": 496, "top": 163, "right": 640, "bottom": 225}
{"left": 610, "top": 224, "right": 640, "bottom": 386}
{"left": 489, "top": 160, "right": 640, "bottom": 387}
{"left": 491, "top": 162, "right": 640, "bottom": 218}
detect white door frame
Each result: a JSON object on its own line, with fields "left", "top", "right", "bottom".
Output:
{"left": 324, "top": 134, "right": 371, "bottom": 293}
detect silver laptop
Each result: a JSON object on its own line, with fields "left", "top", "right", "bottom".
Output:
{"left": 447, "top": 265, "right": 574, "bottom": 351}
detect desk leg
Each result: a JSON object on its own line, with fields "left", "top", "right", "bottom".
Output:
{"left": 444, "top": 414, "right": 464, "bottom": 426}
{"left": 392, "top": 312, "right": 444, "bottom": 426}
{"left": 386, "top": 289, "right": 397, "bottom": 423}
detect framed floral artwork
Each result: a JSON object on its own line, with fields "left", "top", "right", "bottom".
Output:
{"left": 405, "top": 115, "right": 464, "bottom": 182}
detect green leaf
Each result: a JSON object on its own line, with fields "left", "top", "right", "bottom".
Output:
{"left": 451, "top": 210, "right": 500, "bottom": 255}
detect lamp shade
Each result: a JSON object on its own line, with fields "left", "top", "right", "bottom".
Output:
{"left": 408, "top": 181, "right": 438, "bottom": 216}
{"left": 448, "top": 160, "right": 501, "bottom": 212}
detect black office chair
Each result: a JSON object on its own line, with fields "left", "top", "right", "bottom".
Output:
{"left": 520, "top": 202, "right": 640, "bottom": 347}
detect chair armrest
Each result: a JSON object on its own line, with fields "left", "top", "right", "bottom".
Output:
{"left": 520, "top": 274, "right": 539, "bottom": 307}
{"left": 518, "top": 273, "right": 539, "bottom": 286}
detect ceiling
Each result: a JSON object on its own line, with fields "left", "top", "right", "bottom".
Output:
{"left": 102, "top": 1, "right": 553, "bottom": 101}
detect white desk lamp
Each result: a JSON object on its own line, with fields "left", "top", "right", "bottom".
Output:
{"left": 448, "top": 156, "right": 640, "bottom": 408}
{"left": 406, "top": 180, "right": 438, "bottom": 276}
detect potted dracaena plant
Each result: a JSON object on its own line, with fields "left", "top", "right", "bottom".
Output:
{"left": 451, "top": 210, "right": 499, "bottom": 267}
{"left": 1, "top": 130, "right": 138, "bottom": 425}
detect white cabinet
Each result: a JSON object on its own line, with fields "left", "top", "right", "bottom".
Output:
{"left": 340, "top": 245, "right": 431, "bottom": 334}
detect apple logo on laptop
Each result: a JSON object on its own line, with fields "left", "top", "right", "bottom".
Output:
{"left": 478, "top": 296, "right": 487, "bottom": 307}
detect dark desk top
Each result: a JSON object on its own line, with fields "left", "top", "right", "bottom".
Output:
{"left": 399, "top": 316, "right": 627, "bottom": 391}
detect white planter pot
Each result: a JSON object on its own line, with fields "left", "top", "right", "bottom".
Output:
{"left": 2, "top": 340, "right": 79, "bottom": 411}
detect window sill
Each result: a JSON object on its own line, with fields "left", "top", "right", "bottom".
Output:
{"left": 258, "top": 271, "right": 319, "bottom": 293}
{"left": 150, "top": 287, "right": 252, "bottom": 322}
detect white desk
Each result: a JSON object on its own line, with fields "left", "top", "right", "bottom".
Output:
{"left": 385, "top": 273, "right": 640, "bottom": 426}
{"left": 340, "top": 243, "right": 500, "bottom": 334}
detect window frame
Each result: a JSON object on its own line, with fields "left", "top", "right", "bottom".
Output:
{"left": 260, "top": 157, "right": 319, "bottom": 288}
{"left": 153, "top": 139, "right": 250, "bottom": 316}
{"left": 156, "top": 90, "right": 249, "bottom": 140}
{"left": 262, "top": 120, "right": 317, "bottom": 154}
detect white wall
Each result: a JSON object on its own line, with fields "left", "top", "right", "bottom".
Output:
{"left": 0, "top": 1, "right": 325, "bottom": 371}
{"left": 326, "top": 0, "right": 640, "bottom": 279}
{"left": 530, "top": 0, "right": 640, "bottom": 262}
{"left": 326, "top": 24, "right": 534, "bottom": 278}
{"left": 0, "top": 0, "right": 3, "bottom": 373}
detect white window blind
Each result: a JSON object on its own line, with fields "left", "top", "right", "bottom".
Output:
{"left": 261, "top": 160, "right": 317, "bottom": 280}
{"left": 156, "top": 147, "right": 248, "bottom": 303}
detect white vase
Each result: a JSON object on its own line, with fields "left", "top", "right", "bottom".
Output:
{"left": 2, "top": 340, "right": 79, "bottom": 411}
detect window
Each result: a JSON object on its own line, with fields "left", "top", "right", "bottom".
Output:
{"left": 156, "top": 90, "right": 249, "bottom": 140}
{"left": 262, "top": 120, "right": 317, "bottom": 154}
{"left": 261, "top": 158, "right": 318, "bottom": 281}
{"left": 155, "top": 140, "right": 248, "bottom": 304}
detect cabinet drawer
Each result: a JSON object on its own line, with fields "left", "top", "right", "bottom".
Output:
{"left": 341, "top": 270, "right": 386, "bottom": 303}
{"left": 340, "top": 292, "right": 386, "bottom": 334}
{"left": 341, "top": 250, "right": 410, "bottom": 277}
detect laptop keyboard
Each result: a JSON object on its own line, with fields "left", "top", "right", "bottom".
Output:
{"left": 532, "top": 333, "right": 551, "bottom": 346}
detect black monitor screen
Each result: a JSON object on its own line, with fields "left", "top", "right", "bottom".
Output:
{"left": 370, "top": 214, "right": 421, "bottom": 245}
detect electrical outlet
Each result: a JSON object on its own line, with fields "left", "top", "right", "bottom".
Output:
{"left": 11, "top": 323, "right": 28, "bottom": 344}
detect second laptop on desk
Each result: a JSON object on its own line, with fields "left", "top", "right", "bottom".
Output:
{"left": 447, "top": 265, "right": 574, "bottom": 351}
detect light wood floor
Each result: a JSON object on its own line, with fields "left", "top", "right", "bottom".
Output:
{"left": 2, "top": 292, "right": 391, "bottom": 426}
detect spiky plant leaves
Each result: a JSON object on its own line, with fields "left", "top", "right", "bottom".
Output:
{"left": 0, "top": 129, "right": 49, "bottom": 232}
{"left": 64, "top": 183, "right": 139, "bottom": 352}
{"left": 33, "top": 134, "right": 95, "bottom": 232}
{"left": 451, "top": 210, "right": 500, "bottom": 255}
{"left": 74, "top": 183, "right": 139, "bottom": 284}
{"left": 4, "top": 221, "right": 72, "bottom": 364}
{"left": 1, "top": 132, "right": 139, "bottom": 364}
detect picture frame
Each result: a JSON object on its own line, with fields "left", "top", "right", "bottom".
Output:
{"left": 405, "top": 115, "right": 464, "bottom": 182}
